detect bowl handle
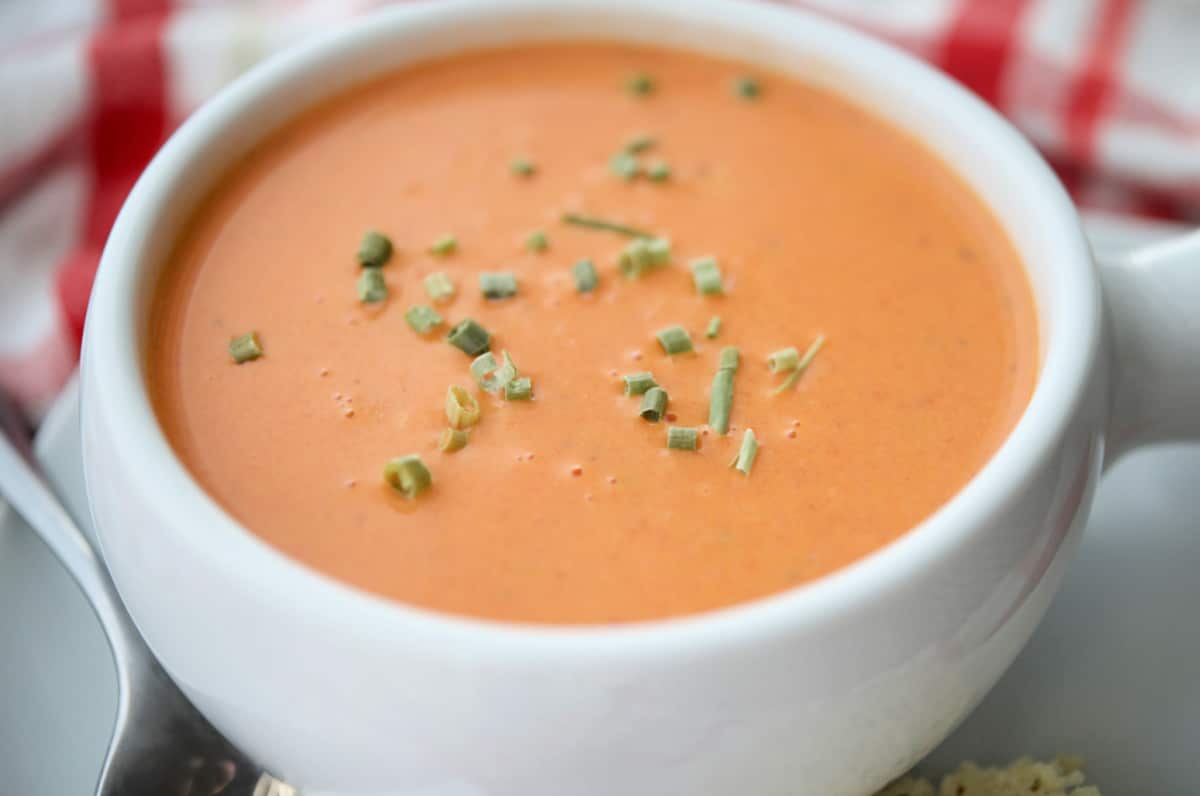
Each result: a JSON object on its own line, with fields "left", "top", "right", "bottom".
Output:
{"left": 1100, "top": 229, "right": 1200, "bottom": 463}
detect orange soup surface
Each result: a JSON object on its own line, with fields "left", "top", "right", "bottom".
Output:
{"left": 149, "top": 44, "right": 1037, "bottom": 624}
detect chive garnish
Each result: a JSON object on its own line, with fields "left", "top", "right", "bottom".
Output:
{"left": 619, "top": 237, "right": 671, "bottom": 278}
{"left": 504, "top": 377, "right": 533, "bottom": 401}
{"left": 357, "top": 268, "right": 388, "bottom": 303}
{"left": 624, "top": 133, "right": 656, "bottom": 154}
{"left": 357, "top": 230, "right": 393, "bottom": 268}
{"left": 622, "top": 371, "right": 657, "bottom": 396}
{"left": 690, "top": 256, "right": 724, "bottom": 295}
{"left": 510, "top": 156, "right": 536, "bottom": 177}
{"left": 731, "top": 428, "right": 758, "bottom": 475}
{"left": 719, "top": 346, "right": 740, "bottom": 372}
{"left": 228, "top": 331, "right": 263, "bottom": 364}
{"left": 735, "top": 76, "right": 761, "bottom": 100}
{"left": 774, "top": 334, "right": 826, "bottom": 393}
{"left": 439, "top": 428, "right": 470, "bottom": 453}
{"left": 571, "top": 259, "right": 599, "bottom": 293}
{"left": 479, "top": 271, "right": 518, "bottom": 299}
{"left": 609, "top": 152, "right": 640, "bottom": 180}
{"left": 445, "top": 385, "right": 481, "bottom": 429}
{"left": 767, "top": 347, "right": 800, "bottom": 374}
{"left": 383, "top": 454, "right": 432, "bottom": 500}
{"left": 626, "top": 72, "right": 655, "bottom": 96}
{"left": 423, "top": 271, "right": 456, "bottom": 303}
{"left": 471, "top": 350, "right": 518, "bottom": 394}
{"left": 705, "top": 316, "right": 722, "bottom": 339}
{"left": 429, "top": 235, "right": 457, "bottom": 257}
{"left": 667, "top": 426, "right": 700, "bottom": 451}
{"left": 646, "top": 161, "right": 671, "bottom": 182}
{"left": 656, "top": 325, "right": 693, "bottom": 355}
{"left": 639, "top": 387, "right": 668, "bottom": 422}
{"left": 405, "top": 305, "right": 443, "bottom": 334}
{"left": 526, "top": 230, "right": 549, "bottom": 252}
{"left": 447, "top": 318, "right": 491, "bottom": 356}
{"left": 561, "top": 212, "right": 652, "bottom": 238}
{"left": 708, "top": 347, "right": 740, "bottom": 435}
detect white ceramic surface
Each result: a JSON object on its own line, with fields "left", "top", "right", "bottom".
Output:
{"left": 71, "top": 2, "right": 1200, "bottom": 794}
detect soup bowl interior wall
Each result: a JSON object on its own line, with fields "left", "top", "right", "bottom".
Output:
{"left": 80, "top": 1, "right": 1103, "bottom": 794}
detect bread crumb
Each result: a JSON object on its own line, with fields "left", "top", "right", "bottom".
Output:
{"left": 875, "top": 756, "right": 1099, "bottom": 796}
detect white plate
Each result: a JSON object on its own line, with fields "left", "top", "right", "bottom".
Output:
{"left": 1, "top": 216, "right": 1196, "bottom": 794}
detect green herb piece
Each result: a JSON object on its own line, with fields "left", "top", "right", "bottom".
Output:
{"left": 383, "top": 454, "right": 432, "bottom": 500}
{"left": 357, "top": 268, "right": 388, "bottom": 303}
{"left": 774, "top": 334, "right": 826, "bottom": 393}
{"left": 719, "top": 346, "right": 740, "bottom": 372}
{"left": 228, "top": 331, "right": 263, "bottom": 364}
{"left": 561, "top": 212, "right": 652, "bottom": 238}
{"left": 767, "top": 346, "right": 800, "bottom": 374}
{"left": 445, "top": 385, "right": 481, "bottom": 429}
{"left": 510, "top": 156, "right": 536, "bottom": 177}
{"left": 667, "top": 426, "right": 700, "bottom": 451}
{"left": 357, "top": 229, "right": 393, "bottom": 268}
{"left": 504, "top": 377, "right": 533, "bottom": 401}
{"left": 439, "top": 428, "right": 469, "bottom": 453}
{"left": 639, "top": 387, "right": 668, "bottom": 422}
{"left": 405, "top": 304, "right": 443, "bottom": 334}
{"left": 709, "top": 347, "right": 740, "bottom": 435}
{"left": 734, "top": 76, "right": 761, "bottom": 100}
{"left": 447, "top": 318, "right": 491, "bottom": 356}
{"left": 479, "top": 271, "right": 518, "bottom": 299}
{"left": 705, "top": 316, "right": 722, "bottom": 339}
{"left": 656, "top": 324, "right": 693, "bottom": 355}
{"left": 624, "top": 133, "right": 656, "bottom": 154}
{"left": 429, "top": 235, "right": 457, "bottom": 257}
{"left": 626, "top": 72, "right": 655, "bottom": 96}
{"left": 690, "top": 256, "right": 723, "bottom": 295}
{"left": 646, "top": 161, "right": 671, "bottom": 182}
{"left": 609, "top": 152, "right": 640, "bottom": 181}
{"left": 622, "top": 371, "right": 657, "bottom": 396}
{"left": 471, "top": 350, "right": 518, "bottom": 394}
{"left": 571, "top": 259, "right": 599, "bottom": 293}
{"left": 731, "top": 428, "right": 758, "bottom": 475}
{"left": 618, "top": 236, "right": 672, "bottom": 278}
{"left": 423, "top": 271, "right": 456, "bottom": 303}
{"left": 526, "top": 230, "right": 548, "bottom": 252}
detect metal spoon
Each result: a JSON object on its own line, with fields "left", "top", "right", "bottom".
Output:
{"left": 0, "top": 387, "right": 296, "bottom": 796}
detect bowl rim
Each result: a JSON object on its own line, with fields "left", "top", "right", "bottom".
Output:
{"left": 82, "top": 0, "right": 1100, "bottom": 661}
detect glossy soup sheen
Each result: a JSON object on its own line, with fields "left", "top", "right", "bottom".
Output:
{"left": 148, "top": 44, "right": 1037, "bottom": 624}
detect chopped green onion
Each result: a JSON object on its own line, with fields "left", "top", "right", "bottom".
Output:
{"left": 734, "top": 76, "right": 761, "bottom": 100}
{"left": 572, "top": 259, "right": 598, "bottom": 293}
{"left": 526, "top": 230, "right": 548, "bottom": 252}
{"left": 705, "top": 316, "right": 722, "bottom": 339}
{"left": 439, "top": 428, "right": 469, "bottom": 453}
{"left": 510, "top": 156, "right": 536, "bottom": 177}
{"left": 480, "top": 271, "right": 518, "bottom": 299}
{"left": 622, "top": 371, "right": 657, "bottom": 396}
{"left": 639, "top": 387, "right": 668, "bottom": 422}
{"left": 504, "top": 377, "right": 533, "bottom": 401}
{"left": 423, "top": 271, "right": 456, "bottom": 303}
{"left": 357, "top": 268, "right": 388, "bottom": 303}
{"left": 228, "top": 331, "right": 263, "bottom": 364}
{"left": 667, "top": 426, "right": 700, "bottom": 451}
{"left": 471, "top": 350, "right": 518, "bottom": 394}
{"left": 731, "top": 428, "right": 758, "bottom": 475}
{"left": 626, "top": 72, "right": 654, "bottom": 96}
{"left": 624, "top": 133, "right": 656, "bottom": 153}
{"left": 708, "top": 348, "right": 740, "bottom": 435}
{"left": 405, "top": 304, "right": 443, "bottom": 334}
{"left": 690, "top": 256, "right": 723, "bottom": 295}
{"left": 719, "top": 346, "right": 740, "bottom": 372}
{"left": 646, "top": 161, "right": 670, "bottom": 182}
{"left": 609, "top": 152, "right": 640, "bottom": 180}
{"left": 447, "top": 318, "right": 491, "bottom": 356}
{"left": 357, "top": 230, "right": 393, "bottom": 268}
{"left": 656, "top": 324, "right": 693, "bottom": 355}
{"left": 429, "top": 235, "right": 457, "bottom": 257}
{"left": 619, "top": 237, "right": 671, "bottom": 278}
{"left": 774, "top": 334, "right": 826, "bottom": 393}
{"left": 767, "top": 346, "right": 800, "bottom": 374}
{"left": 561, "top": 212, "right": 652, "bottom": 238}
{"left": 445, "top": 385, "right": 481, "bottom": 429}
{"left": 383, "top": 454, "right": 432, "bottom": 500}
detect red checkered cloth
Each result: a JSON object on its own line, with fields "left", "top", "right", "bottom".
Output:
{"left": 2, "top": 0, "right": 1198, "bottom": 417}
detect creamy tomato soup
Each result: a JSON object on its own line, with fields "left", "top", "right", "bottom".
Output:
{"left": 148, "top": 44, "right": 1037, "bottom": 624}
